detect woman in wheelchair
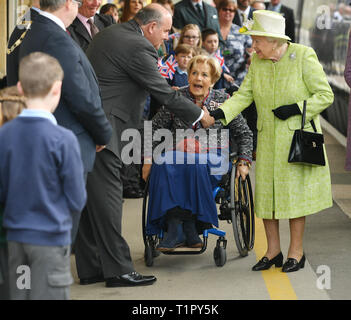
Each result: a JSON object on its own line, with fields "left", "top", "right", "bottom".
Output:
{"left": 142, "top": 55, "right": 253, "bottom": 252}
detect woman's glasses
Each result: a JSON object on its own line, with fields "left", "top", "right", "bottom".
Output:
{"left": 221, "top": 8, "right": 235, "bottom": 13}
{"left": 184, "top": 35, "right": 200, "bottom": 40}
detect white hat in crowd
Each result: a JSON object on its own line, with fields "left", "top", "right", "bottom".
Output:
{"left": 239, "top": 10, "right": 291, "bottom": 41}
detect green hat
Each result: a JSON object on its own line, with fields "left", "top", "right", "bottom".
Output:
{"left": 239, "top": 10, "right": 291, "bottom": 41}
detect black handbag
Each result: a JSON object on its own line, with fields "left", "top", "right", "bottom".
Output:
{"left": 288, "top": 100, "right": 325, "bottom": 166}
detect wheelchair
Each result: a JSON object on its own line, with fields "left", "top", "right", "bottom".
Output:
{"left": 142, "top": 153, "right": 255, "bottom": 267}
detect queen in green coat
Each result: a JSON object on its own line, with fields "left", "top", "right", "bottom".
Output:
{"left": 211, "top": 10, "right": 334, "bottom": 273}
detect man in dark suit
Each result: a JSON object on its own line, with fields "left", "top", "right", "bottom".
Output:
{"left": 67, "top": 0, "right": 115, "bottom": 52}
{"left": 265, "top": 0, "right": 295, "bottom": 42}
{"left": 16, "top": 0, "right": 112, "bottom": 242}
{"left": 173, "top": 0, "right": 222, "bottom": 42}
{"left": 233, "top": 0, "right": 255, "bottom": 27}
{"left": 6, "top": 0, "right": 41, "bottom": 86}
{"left": 75, "top": 3, "right": 214, "bottom": 287}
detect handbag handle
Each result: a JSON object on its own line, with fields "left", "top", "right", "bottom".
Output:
{"left": 300, "top": 100, "right": 317, "bottom": 133}
{"left": 301, "top": 100, "right": 307, "bottom": 129}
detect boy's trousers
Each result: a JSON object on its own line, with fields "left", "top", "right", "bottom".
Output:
{"left": 7, "top": 241, "right": 72, "bottom": 300}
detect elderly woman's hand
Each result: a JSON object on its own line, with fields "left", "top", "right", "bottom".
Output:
{"left": 236, "top": 161, "right": 250, "bottom": 180}
{"left": 200, "top": 107, "right": 215, "bottom": 128}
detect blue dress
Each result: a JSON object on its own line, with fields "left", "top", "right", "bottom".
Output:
{"left": 146, "top": 150, "right": 230, "bottom": 236}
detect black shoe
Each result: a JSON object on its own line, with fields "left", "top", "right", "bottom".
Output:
{"left": 282, "top": 255, "right": 305, "bottom": 273}
{"left": 105, "top": 272, "right": 156, "bottom": 287}
{"left": 79, "top": 275, "right": 105, "bottom": 285}
{"left": 123, "top": 189, "right": 144, "bottom": 198}
{"left": 252, "top": 252, "right": 283, "bottom": 271}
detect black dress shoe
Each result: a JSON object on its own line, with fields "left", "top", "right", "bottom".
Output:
{"left": 79, "top": 275, "right": 105, "bottom": 285}
{"left": 252, "top": 252, "right": 283, "bottom": 271}
{"left": 105, "top": 271, "right": 156, "bottom": 287}
{"left": 282, "top": 255, "right": 305, "bottom": 273}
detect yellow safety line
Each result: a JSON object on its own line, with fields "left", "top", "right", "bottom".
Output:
{"left": 254, "top": 216, "right": 297, "bottom": 300}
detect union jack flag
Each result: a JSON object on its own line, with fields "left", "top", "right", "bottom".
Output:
{"left": 214, "top": 49, "right": 224, "bottom": 67}
{"left": 158, "top": 54, "right": 178, "bottom": 80}
{"left": 214, "top": 49, "right": 230, "bottom": 73}
{"left": 168, "top": 32, "right": 180, "bottom": 40}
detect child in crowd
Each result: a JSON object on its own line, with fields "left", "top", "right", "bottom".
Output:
{"left": 100, "top": 3, "right": 119, "bottom": 23}
{"left": 178, "top": 24, "right": 202, "bottom": 53}
{"left": 167, "top": 44, "right": 194, "bottom": 89}
{"left": 0, "top": 86, "right": 26, "bottom": 300}
{"left": 0, "top": 52, "right": 87, "bottom": 300}
{"left": 201, "top": 28, "right": 235, "bottom": 90}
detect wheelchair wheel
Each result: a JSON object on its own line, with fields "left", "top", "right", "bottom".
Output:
{"left": 142, "top": 180, "right": 150, "bottom": 246}
{"left": 239, "top": 174, "right": 255, "bottom": 251}
{"left": 142, "top": 180, "right": 160, "bottom": 266}
{"left": 213, "top": 246, "right": 226, "bottom": 267}
{"left": 144, "top": 243, "right": 154, "bottom": 267}
{"left": 230, "top": 167, "right": 249, "bottom": 257}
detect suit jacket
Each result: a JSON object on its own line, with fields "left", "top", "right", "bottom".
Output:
{"left": 18, "top": 14, "right": 112, "bottom": 172}
{"left": 265, "top": 3, "right": 295, "bottom": 42}
{"left": 173, "top": 0, "right": 222, "bottom": 41}
{"left": 67, "top": 13, "right": 115, "bottom": 52}
{"left": 86, "top": 19, "right": 202, "bottom": 160}
{"left": 233, "top": 7, "right": 255, "bottom": 27}
{"left": 6, "top": 8, "right": 40, "bottom": 86}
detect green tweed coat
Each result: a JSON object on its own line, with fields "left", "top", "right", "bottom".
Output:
{"left": 220, "top": 43, "right": 334, "bottom": 219}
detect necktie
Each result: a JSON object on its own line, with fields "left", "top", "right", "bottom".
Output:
{"left": 87, "top": 18, "right": 99, "bottom": 38}
{"left": 241, "top": 13, "right": 247, "bottom": 25}
{"left": 195, "top": 3, "right": 204, "bottom": 20}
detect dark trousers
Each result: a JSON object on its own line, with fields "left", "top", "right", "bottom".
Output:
{"left": 74, "top": 149, "right": 134, "bottom": 279}
{"left": 71, "top": 172, "right": 87, "bottom": 245}
{"left": 121, "top": 163, "right": 142, "bottom": 194}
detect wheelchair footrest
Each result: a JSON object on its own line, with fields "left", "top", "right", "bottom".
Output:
{"left": 204, "top": 228, "right": 226, "bottom": 238}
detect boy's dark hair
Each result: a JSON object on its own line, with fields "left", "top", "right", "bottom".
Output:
{"left": 100, "top": 3, "right": 117, "bottom": 15}
{"left": 19, "top": 52, "right": 64, "bottom": 98}
{"left": 202, "top": 28, "right": 219, "bottom": 42}
{"left": 174, "top": 43, "right": 195, "bottom": 56}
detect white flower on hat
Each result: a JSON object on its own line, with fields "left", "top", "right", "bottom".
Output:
{"left": 240, "top": 19, "right": 254, "bottom": 33}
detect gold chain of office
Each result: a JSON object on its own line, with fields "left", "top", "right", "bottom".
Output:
{"left": 6, "top": 21, "right": 32, "bottom": 55}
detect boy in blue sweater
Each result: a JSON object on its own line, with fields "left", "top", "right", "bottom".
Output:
{"left": 0, "top": 52, "right": 87, "bottom": 300}
{"left": 167, "top": 44, "right": 194, "bottom": 89}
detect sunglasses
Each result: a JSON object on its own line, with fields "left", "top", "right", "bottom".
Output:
{"left": 72, "top": 0, "right": 83, "bottom": 8}
{"left": 221, "top": 8, "right": 235, "bottom": 13}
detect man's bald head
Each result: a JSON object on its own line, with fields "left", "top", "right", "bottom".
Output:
{"left": 135, "top": 3, "right": 172, "bottom": 50}
{"left": 135, "top": 3, "right": 172, "bottom": 27}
